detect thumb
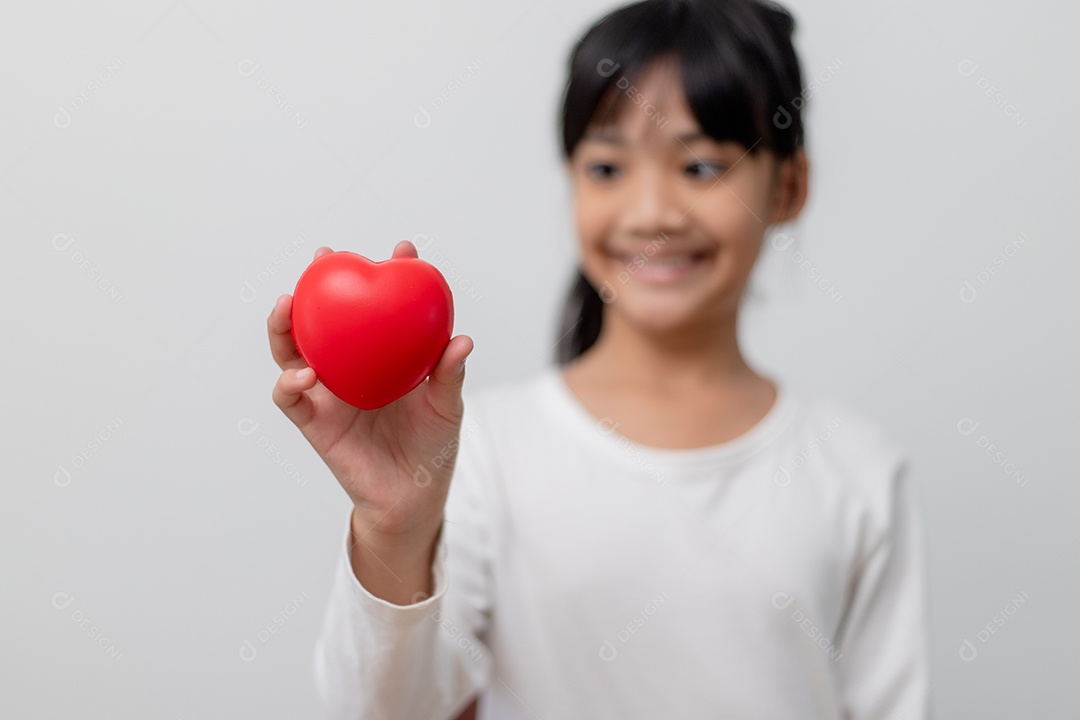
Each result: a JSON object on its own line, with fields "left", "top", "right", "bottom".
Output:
{"left": 425, "top": 334, "right": 474, "bottom": 416}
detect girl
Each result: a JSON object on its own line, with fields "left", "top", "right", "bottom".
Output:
{"left": 268, "top": 0, "right": 932, "bottom": 717}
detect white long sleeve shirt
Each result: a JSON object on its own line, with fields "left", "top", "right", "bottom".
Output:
{"left": 312, "top": 364, "right": 933, "bottom": 720}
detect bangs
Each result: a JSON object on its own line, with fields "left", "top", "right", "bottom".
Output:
{"left": 560, "top": 0, "right": 803, "bottom": 159}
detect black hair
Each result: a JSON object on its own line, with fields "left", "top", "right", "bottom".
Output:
{"left": 555, "top": 0, "right": 806, "bottom": 365}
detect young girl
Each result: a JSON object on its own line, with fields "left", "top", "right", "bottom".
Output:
{"left": 268, "top": 0, "right": 931, "bottom": 717}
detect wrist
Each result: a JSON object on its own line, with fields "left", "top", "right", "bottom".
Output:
{"left": 347, "top": 508, "right": 442, "bottom": 605}
{"left": 350, "top": 505, "right": 443, "bottom": 557}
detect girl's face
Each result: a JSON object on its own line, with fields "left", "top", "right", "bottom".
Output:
{"left": 567, "top": 57, "right": 805, "bottom": 337}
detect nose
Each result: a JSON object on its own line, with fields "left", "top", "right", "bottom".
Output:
{"left": 620, "top": 163, "right": 688, "bottom": 240}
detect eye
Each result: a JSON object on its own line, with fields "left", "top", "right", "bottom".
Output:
{"left": 685, "top": 161, "right": 727, "bottom": 179}
{"left": 586, "top": 162, "right": 620, "bottom": 180}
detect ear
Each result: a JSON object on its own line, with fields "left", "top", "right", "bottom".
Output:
{"left": 769, "top": 149, "right": 809, "bottom": 224}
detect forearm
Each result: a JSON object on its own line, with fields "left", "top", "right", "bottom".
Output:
{"left": 348, "top": 506, "right": 441, "bottom": 606}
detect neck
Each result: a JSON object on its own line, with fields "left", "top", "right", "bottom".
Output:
{"left": 577, "top": 304, "right": 759, "bottom": 393}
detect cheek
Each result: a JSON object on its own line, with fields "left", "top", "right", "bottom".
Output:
{"left": 572, "top": 195, "right": 619, "bottom": 293}
{"left": 573, "top": 188, "right": 615, "bottom": 252}
{"left": 691, "top": 183, "right": 767, "bottom": 245}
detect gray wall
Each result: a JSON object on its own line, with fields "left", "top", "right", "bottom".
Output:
{"left": 2, "top": 0, "right": 1076, "bottom": 717}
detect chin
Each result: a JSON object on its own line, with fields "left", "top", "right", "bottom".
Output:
{"left": 615, "top": 299, "right": 708, "bottom": 335}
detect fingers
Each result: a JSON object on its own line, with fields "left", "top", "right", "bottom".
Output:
{"left": 271, "top": 250, "right": 328, "bottom": 425}
{"left": 269, "top": 248, "right": 332, "bottom": 370}
{"left": 269, "top": 248, "right": 335, "bottom": 371}
{"left": 267, "top": 294, "right": 308, "bottom": 371}
{"left": 273, "top": 366, "right": 318, "bottom": 427}
{"left": 393, "top": 240, "right": 418, "bottom": 259}
{"left": 425, "top": 335, "right": 474, "bottom": 413}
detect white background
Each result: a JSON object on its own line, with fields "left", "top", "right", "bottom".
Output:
{"left": 2, "top": 0, "right": 1077, "bottom": 717}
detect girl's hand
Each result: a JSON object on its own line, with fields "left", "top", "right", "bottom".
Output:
{"left": 267, "top": 241, "right": 474, "bottom": 546}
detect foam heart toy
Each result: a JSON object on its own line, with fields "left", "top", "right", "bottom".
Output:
{"left": 289, "top": 250, "right": 453, "bottom": 410}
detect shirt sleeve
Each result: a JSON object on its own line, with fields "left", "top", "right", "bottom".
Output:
{"left": 833, "top": 455, "right": 934, "bottom": 720}
{"left": 311, "top": 398, "right": 497, "bottom": 720}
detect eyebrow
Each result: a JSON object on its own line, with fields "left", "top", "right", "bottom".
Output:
{"left": 581, "top": 129, "right": 715, "bottom": 146}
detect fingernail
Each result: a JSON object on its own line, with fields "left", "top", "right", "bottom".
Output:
{"left": 297, "top": 368, "right": 310, "bottom": 380}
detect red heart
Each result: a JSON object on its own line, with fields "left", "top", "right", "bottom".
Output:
{"left": 289, "top": 250, "right": 453, "bottom": 410}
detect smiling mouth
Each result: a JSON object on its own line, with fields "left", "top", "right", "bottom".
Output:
{"left": 615, "top": 249, "right": 715, "bottom": 283}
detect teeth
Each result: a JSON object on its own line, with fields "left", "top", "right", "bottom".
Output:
{"left": 647, "top": 255, "right": 693, "bottom": 266}
{"left": 624, "top": 254, "right": 697, "bottom": 267}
